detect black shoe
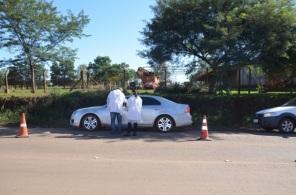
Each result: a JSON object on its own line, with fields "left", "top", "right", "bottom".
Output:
{"left": 123, "top": 133, "right": 130, "bottom": 136}
{"left": 132, "top": 132, "right": 137, "bottom": 136}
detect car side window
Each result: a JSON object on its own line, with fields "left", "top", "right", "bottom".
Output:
{"left": 142, "top": 97, "right": 161, "bottom": 106}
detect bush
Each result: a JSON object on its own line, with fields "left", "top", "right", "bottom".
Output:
{"left": 0, "top": 91, "right": 294, "bottom": 127}
{"left": 0, "top": 91, "right": 108, "bottom": 127}
{"left": 155, "top": 83, "right": 183, "bottom": 94}
{"left": 162, "top": 93, "right": 295, "bottom": 127}
{"left": 155, "top": 83, "right": 200, "bottom": 94}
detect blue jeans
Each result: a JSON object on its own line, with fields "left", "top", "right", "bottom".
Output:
{"left": 110, "top": 112, "right": 122, "bottom": 134}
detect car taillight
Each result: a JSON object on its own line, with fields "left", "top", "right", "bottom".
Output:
{"left": 185, "top": 105, "right": 190, "bottom": 113}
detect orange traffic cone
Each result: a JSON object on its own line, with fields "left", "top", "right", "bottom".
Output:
{"left": 198, "top": 115, "right": 211, "bottom": 141}
{"left": 15, "top": 113, "right": 29, "bottom": 138}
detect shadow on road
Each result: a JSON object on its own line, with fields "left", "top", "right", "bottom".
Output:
{"left": 0, "top": 125, "right": 295, "bottom": 142}
{"left": 211, "top": 126, "right": 296, "bottom": 139}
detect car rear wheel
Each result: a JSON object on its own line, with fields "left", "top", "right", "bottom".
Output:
{"left": 279, "top": 118, "right": 295, "bottom": 133}
{"left": 155, "top": 115, "right": 174, "bottom": 132}
{"left": 81, "top": 114, "right": 100, "bottom": 131}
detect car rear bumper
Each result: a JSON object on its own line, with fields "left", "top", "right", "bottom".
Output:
{"left": 175, "top": 113, "right": 193, "bottom": 127}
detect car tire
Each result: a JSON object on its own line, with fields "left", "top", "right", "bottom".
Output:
{"left": 155, "top": 115, "right": 174, "bottom": 132}
{"left": 278, "top": 117, "right": 295, "bottom": 133}
{"left": 81, "top": 114, "right": 100, "bottom": 131}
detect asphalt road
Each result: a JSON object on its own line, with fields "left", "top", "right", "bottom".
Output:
{"left": 0, "top": 127, "right": 296, "bottom": 195}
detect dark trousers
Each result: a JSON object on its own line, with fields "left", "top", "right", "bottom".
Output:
{"left": 127, "top": 122, "right": 137, "bottom": 135}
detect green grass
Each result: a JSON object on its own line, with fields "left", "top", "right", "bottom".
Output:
{"left": 126, "top": 89, "right": 155, "bottom": 94}
{"left": 0, "top": 87, "right": 156, "bottom": 98}
{"left": 0, "top": 87, "right": 100, "bottom": 97}
{"left": 1, "top": 86, "right": 294, "bottom": 98}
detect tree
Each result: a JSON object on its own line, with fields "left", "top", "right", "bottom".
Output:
{"left": 50, "top": 62, "right": 59, "bottom": 86}
{"left": 50, "top": 60, "right": 75, "bottom": 87}
{"left": 126, "top": 67, "right": 136, "bottom": 81}
{"left": 88, "top": 56, "right": 112, "bottom": 83}
{"left": 111, "top": 63, "right": 135, "bottom": 88}
{"left": 7, "top": 65, "right": 27, "bottom": 87}
{"left": 141, "top": 0, "right": 296, "bottom": 93}
{"left": 50, "top": 48, "right": 76, "bottom": 87}
{"left": 0, "top": 0, "right": 89, "bottom": 93}
{"left": 240, "top": 0, "right": 296, "bottom": 74}
{"left": 0, "top": 60, "right": 45, "bottom": 89}
{"left": 88, "top": 56, "right": 136, "bottom": 89}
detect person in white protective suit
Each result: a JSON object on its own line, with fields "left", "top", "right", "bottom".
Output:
{"left": 107, "top": 88, "right": 126, "bottom": 135}
{"left": 124, "top": 90, "right": 142, "bottom": 136}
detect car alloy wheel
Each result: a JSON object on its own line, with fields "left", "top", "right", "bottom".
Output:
{"left": 279, "top": 118, "right": 295, "bottom": 133}
{"left": 156, "top": 116, "right": 173, "bottom": 132}
{"left": 81, "top": 114, "right": 99, "bottom": 131}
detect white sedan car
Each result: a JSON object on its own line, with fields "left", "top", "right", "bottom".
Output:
{"left": 70, "top": 95, "right": 192, "bottom": 132}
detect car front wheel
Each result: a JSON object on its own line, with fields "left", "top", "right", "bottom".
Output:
{"left": 81, "top": 114, "right": 100, "bottom": 131}
{"left": 155, "top": 116, "right": 174, "bottom": 132}
{"left": 279, "top": 118, "right": 295, "bottom": 133}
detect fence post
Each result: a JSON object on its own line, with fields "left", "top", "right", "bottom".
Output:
{"left": 164, "top": 66, "right": 167, "bottom": 88}
{"left": 237, "top": 67, "right": 241, "bottom": 95}
{"left": 43, "top": 69, "right": 48, "bottom": 93}
{"left": 5, "top": 70, "right": 9, "bottom": 94}
{"left": 248, "top": 67, "right": 251, "bottom": 94}
{"left": 87, "top": 71, "right": 90, "bottom": 89}
{"left": 123, "top": 68, "right": 126, "bottom": 90}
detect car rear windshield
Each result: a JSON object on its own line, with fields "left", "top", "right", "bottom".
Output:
{"left": 282, "top": 98, "right": 296, "bottom": 106}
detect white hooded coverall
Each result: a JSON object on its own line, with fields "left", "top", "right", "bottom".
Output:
{"left": 107, "top": 89, "right": 126, "bottom": 113}
{"left": 127, "top": 95, "right": 142, "bottom": 122}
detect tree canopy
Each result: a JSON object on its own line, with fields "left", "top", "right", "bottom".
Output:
{"left": 141, "top": 0, "right": 296, "bottom": 91}
{"left": 50, "top": 60, "right": 76, "bottom": 87}
{"left": 88, "top": 56, "right": 136, "bottom": 87}
{"left": 0, "top": 0, "right": 89, "bottom": 92}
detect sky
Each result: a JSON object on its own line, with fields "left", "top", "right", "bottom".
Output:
{"left": 0, "top": 0, "right": 188, "bottom": 82}
{"left": 53, "top": 0, "right": 154, "bottom": 69}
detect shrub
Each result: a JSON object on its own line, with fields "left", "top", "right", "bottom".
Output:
{"left": 0, "top": 91, "right": 294, "bottom": 128}
{"left": 0, "top": 91, "right": 108, "bottom": 127}
{"left": 162, "top": 93, "right": 295, "bottom": 127}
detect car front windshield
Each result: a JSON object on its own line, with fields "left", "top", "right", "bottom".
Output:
{"left": 282, "top": 98, "right": 296, "bottom": 106}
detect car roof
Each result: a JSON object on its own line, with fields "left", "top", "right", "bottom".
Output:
{"left": 127, "top": 94, "right": 161, "bottom": 99}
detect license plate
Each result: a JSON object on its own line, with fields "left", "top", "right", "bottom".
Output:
{"left": 253, "top": 119, "right": 259, "bottom": 123}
